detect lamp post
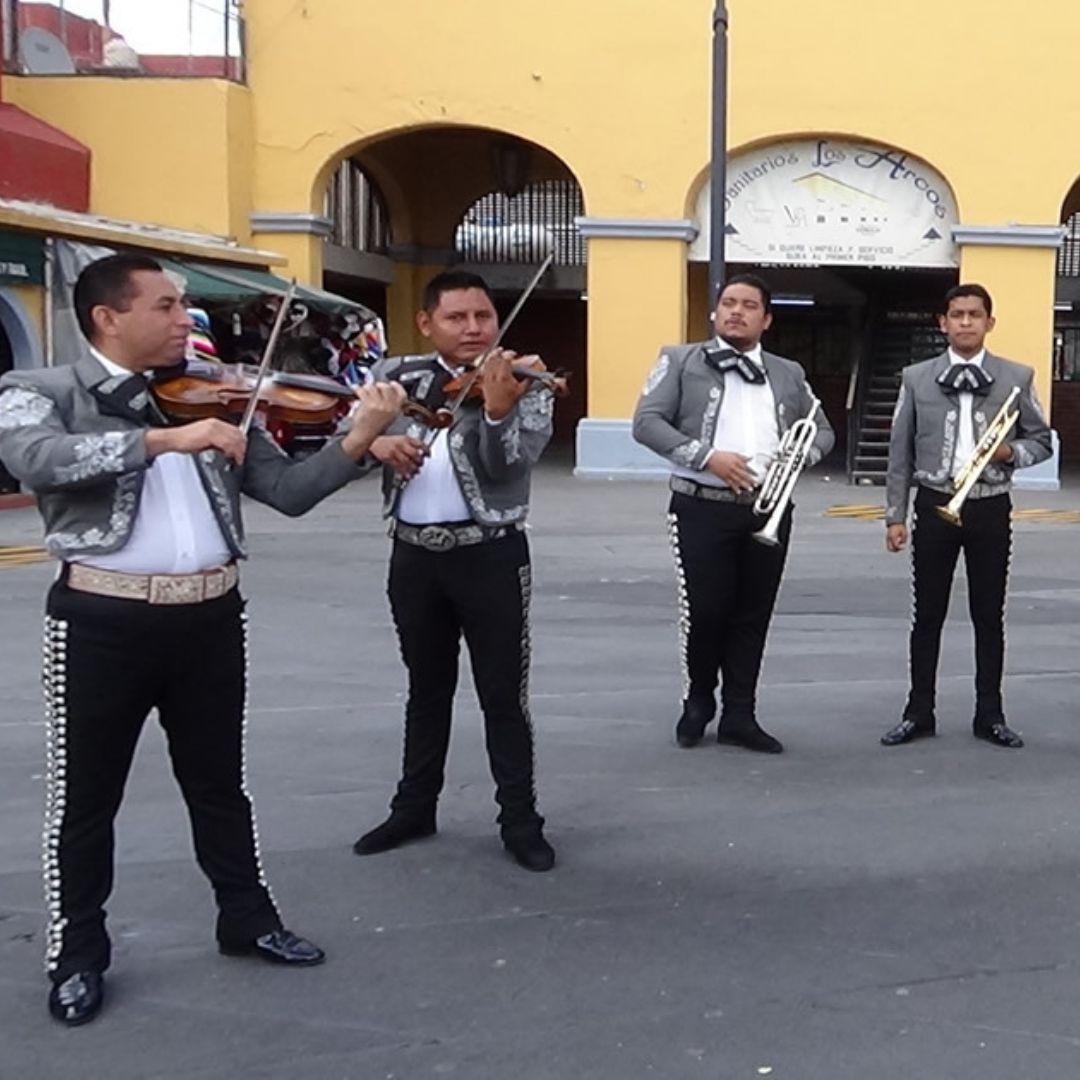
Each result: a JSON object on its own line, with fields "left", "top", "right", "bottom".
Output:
{"left": 709, "top": 0, "right": 729, "bottom": 305}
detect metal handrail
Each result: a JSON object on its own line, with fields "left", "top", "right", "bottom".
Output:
{"left": 845, "top": 347, "right": 861, "bottom": 414}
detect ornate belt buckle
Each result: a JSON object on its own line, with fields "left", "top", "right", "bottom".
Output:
{"left": 417, "top": 525, "right": 457, "bottom": 552}
{"left": 148, "top": 574, "right": 205, "bottom": 605}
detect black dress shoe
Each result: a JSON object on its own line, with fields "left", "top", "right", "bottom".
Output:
{"left": 675, "top": 698, "right": 716, "bottom": 748}
{"left": 352, "top": 813, "right": 436, "bottom": 855}
{"left": 974, "top": 721, "right": 1024, "bottom": 749}
{"left": 503, "top": 829, "right": 556, "bottom": 872}
{"left": 48, "top": 971, "right": 104, "bottom": 1026}
{"left": 717, "top": 724, "right": 784, "bottom": 754}
{"left": 220, "top": 929, "right": 325, "bottom": 966}
{"left": 881, "top": 718, "right": 935, "bottom": 746}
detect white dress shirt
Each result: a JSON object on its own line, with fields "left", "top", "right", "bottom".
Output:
{"left": 396, "top": 357, "right": 477, "bottom": 525}
{"left": 397, "top": 427, "right": 473, "bottom": 525}
{"left": 673, "top": 339, "right": 780, "bottom": 489}
{"left": 948, "top": 347, "right": 986, "bottom": 479}
{"left": 73, "top": 349, "right": 233, "bottom": 574}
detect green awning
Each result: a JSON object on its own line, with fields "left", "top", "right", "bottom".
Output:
{"left": 160, "top": 259, "right": 377, "bottom": 321}
{"left": 0, "top": 231, "right": 45, "bottom": 286}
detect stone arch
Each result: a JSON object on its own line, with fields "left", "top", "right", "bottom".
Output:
{"left": 311, "top": 123, "right": 586, "bottom": 254}
{"left": 0, "top": 288, "right": 43, "bottom": 370}
{"left": 311, "top": 123, "right": 589, "bottom": 446}
{"left": 1058, "top": 176, "right": 1080, "bottom": 277}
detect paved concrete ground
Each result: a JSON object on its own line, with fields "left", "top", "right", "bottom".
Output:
{"left": 3, "top": 464, "right": 1080, "bottom": 1079}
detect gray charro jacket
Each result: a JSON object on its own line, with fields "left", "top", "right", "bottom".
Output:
{"left": 884, "top": 351, "right": 1052, "bottom": 526}
{"left": 369, "top": 353, "right": 553, "bottom": 525}
{"left": 632, "top": 341, "right": 835, "bottom": 472}
{"left": 0, "top": 355, "right": 365, "bottom": 560}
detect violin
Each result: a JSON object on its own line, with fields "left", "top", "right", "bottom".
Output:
{"left": 405, "top": 355, "right": 570, "bottom": 430}
{"left": 151, "top": 363, "right": 358, "bottom": 428}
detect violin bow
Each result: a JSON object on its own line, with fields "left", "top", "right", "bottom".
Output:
{"left": 237, "top": 279, "right": 299, "bottom": 436}
{"left": 393, "top": 252, "right": 554, "bottom": 497}
{"left": 437, "top": 251, "right": 555, "bottom": 425}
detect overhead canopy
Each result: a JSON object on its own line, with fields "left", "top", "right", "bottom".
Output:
{"left": 159, "top": 259, "right": 378, "bottom": 321}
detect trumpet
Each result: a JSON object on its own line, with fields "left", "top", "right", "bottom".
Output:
{"left": 935, "top": 386, "right": 1021, "bottom": 527}
{"left": 752, "top": 400, "right": 820, "bottom": 547}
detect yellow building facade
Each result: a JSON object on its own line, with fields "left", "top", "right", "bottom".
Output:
{"left": 8, "top": 0, "right": 1080, "bottom": 482}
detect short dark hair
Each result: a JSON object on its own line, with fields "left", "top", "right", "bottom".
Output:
{"left": 74, "top": 253, "right": 164, "bottom": 342}
{"left": 944, "top": 283, "right": 993, "bottom": 318}
{"left": 719, "top": 272, "right": 772, "bottom": 313}
{"left": 421, "top": 268, "right": 494, "bottom": 313}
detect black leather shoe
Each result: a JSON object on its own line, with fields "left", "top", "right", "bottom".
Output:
{"left": 675, "top": 698, "right": 716, "bottom": 748}
{"left": 974, "top": 721, "right": 1024, "bottom": 749}
{"left": 352, "top": 813, "right": 436, "bottom": 855}
{"left": 881, "top": 719, "right": 936, "bottom": 746}
{"left": 503, "top": 830, "right": 556, "bottom": 872}
{"left": 48, "top": 971, "right": 104, "bottom": 1026}
{"left": 717, "top": 724, "right": 784, "bottom": 754}
{"left": 220, "top": 929, "right": 325, "bottom": 966}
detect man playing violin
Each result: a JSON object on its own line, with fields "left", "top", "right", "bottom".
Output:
{"left": 353, "top": 269, "right": 557, "bottom": 872}
{"left": 0, "top": 253, "right": 406, "bottom": 1026}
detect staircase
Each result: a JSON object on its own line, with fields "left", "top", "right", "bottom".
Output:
{"left": 849, "top": 310, "right": 946, "bottom": 485}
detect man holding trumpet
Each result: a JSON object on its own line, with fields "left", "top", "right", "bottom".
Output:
{"left": 633, "top": 274, "right": 833, "bottom": 754}
{"left": 882, "top": 284, "right": 1052, "bottom": 749}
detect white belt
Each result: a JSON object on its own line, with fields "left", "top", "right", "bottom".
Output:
{"left": 66, "top": 562, "right": 239, "bottom": 605}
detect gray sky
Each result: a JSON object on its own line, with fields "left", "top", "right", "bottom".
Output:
{"left": 37, "top": 0, "right": 238, "bottom": 55}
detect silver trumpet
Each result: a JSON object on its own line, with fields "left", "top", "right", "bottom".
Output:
{"left": 751, "top": 400, "right": 820, "bottom": 547}
{"left": 935, "top": 385, "right": 1020, "bottom": 527}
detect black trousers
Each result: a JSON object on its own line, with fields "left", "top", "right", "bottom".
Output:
{"left": 667, "top": 492, "right": 792, "bottom": 724}
{"left": 42, "top": 579, "right": 281, "bottom": 983}
{"left": 905, "top": 486, "right": 1012, "bottom": 725}
{"left": 386, "top": 531, "right": 542, "bottom": 835}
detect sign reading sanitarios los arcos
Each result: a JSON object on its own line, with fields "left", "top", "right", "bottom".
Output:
{"left": 690, "top": 138, "right": 959, "bottom": 269}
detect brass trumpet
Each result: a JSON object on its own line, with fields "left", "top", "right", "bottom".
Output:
{"left": 935, "top": 386, "right": 1021, "bottom": 527}
{"left": 752, "top": 400, "right": 820, "bottom": 547}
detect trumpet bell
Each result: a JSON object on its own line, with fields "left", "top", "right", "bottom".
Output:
{"left": 751, "top": 526, "right": 782, "bottom": 548}
{"left": 935, "top": 504, "right": 962, "bottom": 527}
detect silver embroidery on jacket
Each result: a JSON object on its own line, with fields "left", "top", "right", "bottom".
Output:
{"left": 891, "top": 383, "right": 906, "bottom": 421}
{"left": 449, "top": 430, "right": 526, "bottom": 524}
{"left": 642, "top": 354, "right": 670, "bottom": 396}
{"left": 500, "top": 418, "right": 522, "bottom": 464}
{"left": 519, "top": 390, "right": 553, "bottom": 432}
{"left": 54, "top": 432, "right": 129, "bottom": 484}
{"left": 700, "top": 387, "right": 722, "bottom": 445}
{"left": 0, "top": 387, "right": 55, "bottom": 429}
{"left": 1012, "top": 442, "right": 1035, "bottom": 468}
{"left": 44, "top": 473, "right": 139, "bottom": 553}
{"left": 198, "top": 450, "right": 243, "bottom": 551}
{"left": 670, "top": 439, "right": 704, "bottom": 469}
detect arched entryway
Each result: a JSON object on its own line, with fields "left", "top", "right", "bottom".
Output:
{"left": 687, "top": 136, "right": 961, "bottom": 483}
{"left": 1050, "top": 177, "right": 1080, "bottom": 463}
{"left": 315, "top": 126, "right": 588, "bottom": 448}
{"left": 0, "top": 288, "right": 42, "bottom": 492}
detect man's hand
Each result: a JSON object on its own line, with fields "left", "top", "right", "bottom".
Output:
{"left": 705, "top": 450, "right": 756, "bottom": 493}
{"left": 145, "top": 419, "right": 247, "bottom": 465}
{"left": 886, "top": 523, "right": 908, "bottom": 552}
{"left": 368, "top": 434, "right": 428, "bottom": 478}
{"left": 481, "top": 349, "right": 534, "bottom": 421}
{"left": 341, "top": 382, "right": 407, "bottom": 460}
{"left": 990, "top": 442, "right": 1014, "bottom": 464}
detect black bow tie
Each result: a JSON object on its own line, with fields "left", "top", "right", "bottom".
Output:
{"left": 92, "top": 371, "right": 171, "bottom": 426}
{"left": 938, "top": 362, "right": 993, "bottom": 396}
{"left": 705, "top": 345, "right": 766, "bottom": 385}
